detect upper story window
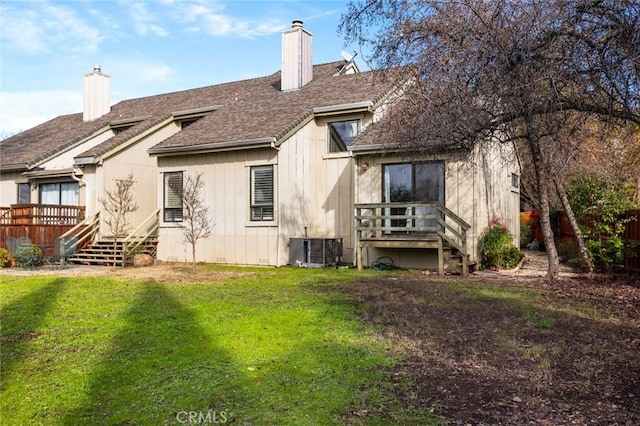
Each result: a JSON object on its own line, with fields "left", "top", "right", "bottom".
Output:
{"left": 40, "top": 182, "right": 79, "bottom": 205}
{"left": 511, "top": 173, "right": 520, "bottom": 190}
{"left": 173, "top": 105, "right": 221, "bottom": 131}
{"left": 164, "top": 171, "right": 183, "bottom": 222}
{"left": 328, "top": 120, "right": 360, "bottom": 152}
{"left": 250, "top": 165, "right": 274, "bottom": 221}
{"left": 180, "top": 118, "right": 200, "bottom": 129}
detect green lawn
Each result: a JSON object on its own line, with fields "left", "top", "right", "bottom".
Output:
{"left": 0, "top": 267, "right": 436, "bottom": 425}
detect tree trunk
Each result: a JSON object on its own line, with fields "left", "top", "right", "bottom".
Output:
{"left": 553, "top": 177, "right": 595, "bottom": 275}
{"left": 529, "top": 136, "right": 560, "bottom": 280}
{"left": 191, "top": 241, "right": 197, "bottom": 271}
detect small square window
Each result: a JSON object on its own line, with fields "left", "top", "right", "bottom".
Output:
{"left": 328, "top": 120, "right": 360, "bottom": 152}
{"left": 512, "top": 173, "right": 520, "bottom": 189}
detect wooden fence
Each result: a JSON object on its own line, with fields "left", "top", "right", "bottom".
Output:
{"left": 0, "top": 204, "right": 86, "bottom": 257}
{"left": 523, "top": 209, "right": 640, "bottom": 272}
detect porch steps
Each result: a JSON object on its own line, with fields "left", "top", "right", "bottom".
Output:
{"left": 67, "top": 239, "right": 157, "bottom": 267}
{"left": 443, "top": 246, "right": 477, "bottom": 274}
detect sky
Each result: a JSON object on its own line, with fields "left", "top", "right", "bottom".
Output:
{"left": 0, "top": 0, "right": 365, "bottom": 137}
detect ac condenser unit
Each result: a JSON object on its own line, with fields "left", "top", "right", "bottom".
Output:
{"left": 289, "top": 238, "right": 343, "bottom": 267}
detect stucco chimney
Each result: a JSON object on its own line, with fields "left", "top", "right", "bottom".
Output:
{"left": 83, "top": 65, "right": 110, "bottom": 121}
{"left": 281, "top": 20, "right": 313, "bottom": 91}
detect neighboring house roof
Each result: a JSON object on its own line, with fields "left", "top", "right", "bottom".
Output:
{"left": 0, "top": 61, "right": 403, "bottom": 169}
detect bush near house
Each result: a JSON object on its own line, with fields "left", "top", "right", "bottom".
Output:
{"left": 479, "top": 219, "right": 524, "bottom": 270}
{"left": 0, "top": 248, "right": 12, "bottom": 268}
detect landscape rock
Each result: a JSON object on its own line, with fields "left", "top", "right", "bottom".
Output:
{"left": 133, "top": 254, "right": 154, "bottom": 267}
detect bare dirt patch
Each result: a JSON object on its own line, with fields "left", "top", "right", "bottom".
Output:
{"left": 0, "top": 262, "right": 253, "bottom": 283}
{"left": 341, "top": 251, "right": 640, "bottom": 425}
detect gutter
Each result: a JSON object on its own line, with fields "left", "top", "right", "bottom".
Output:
{"left": 348, "top": 143, "right": 387, "bottom": 154}
{"left": 0, "top": 163, "right": 29, "bottom": 172}
{"left": 22, "top": 167, "right": 76, "bottom": 178}
{"left": 148, "top": 137, "right": 277, "bottom": 156}
{"left": 312, "top": 101, "right": 373, "bottom": 116}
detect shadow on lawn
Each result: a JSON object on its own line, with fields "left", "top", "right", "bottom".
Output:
{"left": 0, "top": 278, "right": 67, "bottom": 380}
{"left": 62, "top": 282, "right": 237, "bottom": 425}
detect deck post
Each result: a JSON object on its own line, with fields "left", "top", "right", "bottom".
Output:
{"left": 438, "top": 237, "right": 444, "bottom": 275}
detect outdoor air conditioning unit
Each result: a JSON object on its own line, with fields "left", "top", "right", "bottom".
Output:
{"left": 289, "top": 238, "right": 343, "bottom": 268}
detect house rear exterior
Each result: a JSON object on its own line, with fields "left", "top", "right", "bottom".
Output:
{"left": 0, "top": 21, "right": 520, "bottom": 272}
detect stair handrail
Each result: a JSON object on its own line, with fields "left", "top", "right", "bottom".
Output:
{"left": 354, "top": 201, "right": 471, "bottom": 274}
{"left": 57, "top": 211, "right": 100, "bottom": 255}
{"left": 434, "top": 202, "right": 470, "bottom": 255}
{"left": 121, "top": 209, "right": 160, "bottom": 261}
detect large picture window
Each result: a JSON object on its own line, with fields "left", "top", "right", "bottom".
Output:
{"left": 164, "top": 171, "right": 183, "bottom": 222}
{"left": 40, "top": 182, "right": 78, "bottom": 205}
{"left": 383, "top": 162, "right": 444, "bottom": 231}
{"left": 328, "top": 120, "right": 360, "bottom": 152}
{"left": 250, "top": 165, "right": 274, "bottom": 221}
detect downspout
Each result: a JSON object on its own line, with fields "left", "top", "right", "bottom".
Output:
{"left": 351, "top": 151, "right": 358, "bottom": 267}
{"left": 272, "top": 141, "right": 282, "bottom": 266}
{"left": 71, "top": 168, "right": 86, "bottom": 187}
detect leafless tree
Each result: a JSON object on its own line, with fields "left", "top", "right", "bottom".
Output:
{"left": 341, "top": 0, "right": 640, "bottom": 280}
{"left": 180, "top": 173, "right": 213, "bottom": 269}
{"left": 99, "top": 174, "right": 138, "bottom": 266}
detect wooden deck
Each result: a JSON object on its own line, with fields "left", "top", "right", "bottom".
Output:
{"left": 355, "top": 202, "right": 470, "bottom": 275}
{"left": 0, "top": 204, "right": 86, "bottom": 255}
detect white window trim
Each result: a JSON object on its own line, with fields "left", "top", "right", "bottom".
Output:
{"left": 246, "top": 164, "right": 277, "bottom": 226}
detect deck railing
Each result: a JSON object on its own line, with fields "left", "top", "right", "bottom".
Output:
{"left": 57, "top": 211, "right": 101, "bottom": 257}
{"left": 0, "top": 204, "right": 85, "bottom": 225}
{"left": 355, "top": 202, "right": 471, "bottom": 274}
{"left": 121, "top": 208, "right": 160, "bottom": 265}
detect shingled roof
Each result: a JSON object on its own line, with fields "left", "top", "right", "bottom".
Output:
{"left": 1, "top": 61, "right": 402, "bottom": 169}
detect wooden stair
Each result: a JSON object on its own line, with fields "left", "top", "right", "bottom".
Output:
{"left": 68, "top": 239, "right": 157, "bottom": 267}
{"left": 443, "top": 245, "right": 477, "bottom": 275}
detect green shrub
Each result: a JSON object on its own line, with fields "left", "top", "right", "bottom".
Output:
{"left": 14, "top": 245, "right": 43, "bottom": 268}
{"left": 566, "top": 174, "right": 635, "bottom": 271}
{"left": 479, "top": 219, "right": 524, "bottom": 270}
{"left": 0, "top": 248, "right": 11, "bottom": 268}
{"left": 502, "top": 245, "right": 525, "bottom": 269}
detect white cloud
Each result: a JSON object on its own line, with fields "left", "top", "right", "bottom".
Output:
{"left": 175, "top": 1, "right": 286, "bottom": 38}
{"left": 0, "top": 90, "right": 81, "bottom": 136}
{"left": 0, "top": 1, "right": 104, "bottom": 55}
{"left": 128, "top": 2, "right": 169, "bottom": 37}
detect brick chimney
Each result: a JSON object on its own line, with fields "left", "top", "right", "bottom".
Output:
{"left": 281, "top": 20, "right": 313, "bottom": 91}
{"left": 83, "top": 65, "right": 110, "bottom": 121}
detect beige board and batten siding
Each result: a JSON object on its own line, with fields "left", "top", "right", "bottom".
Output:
{"left": 277, "top": 117, "right": 356, "bottom": 265}
{"left": 0, "top": 171, "right": 26, "bottom": 205}
{"left": 155, "top": 115, "right": 359, "bottom": 266}
{"left": 355, "top": 139, "right": 519, "bottom": 269}
{"left": 91, "top": 122, "right": 178, "bottom": 238}
{"left": 156, "top": 148, "right": 279, "bottom": 265}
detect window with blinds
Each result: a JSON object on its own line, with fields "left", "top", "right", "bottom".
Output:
{"left": 164, "top": 171, "right": 183, "bottom": 222}
{"left": 250, "top": 165, "right": 274, "bottom": 221}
